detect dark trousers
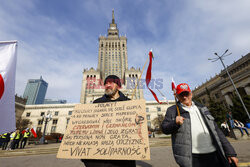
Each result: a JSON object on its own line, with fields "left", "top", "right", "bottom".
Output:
{"left": 20, "top": 138, "right": 28, "bottom": 148}
{"left": 81, "top": 159, "right": 136, "bottom": 167}
{"left": 13, "top": 139, "right": 20, "bottom": 149}
{"left": 10, "top": 140, "right": 15, "bottom": 149}
{"left": 192, "top": 151, "right": 225, "bottom": 167}
{"left": 2, "top": 141, "right": 9, "bottom": 150}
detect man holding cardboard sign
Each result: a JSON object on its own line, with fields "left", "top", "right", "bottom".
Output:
{"left": 81, "top": 75, "right": 136, "bottom": 167}
{"left": 57, "top": 75, "right": 150, "bottom": 165}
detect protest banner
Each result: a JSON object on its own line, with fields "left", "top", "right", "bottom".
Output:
{"left": 57, "top": 99, "right": 150, "bottom": 160}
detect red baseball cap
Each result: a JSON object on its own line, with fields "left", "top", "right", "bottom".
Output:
{"left": 176, "top": 83, "right": 191, "bottom": 95}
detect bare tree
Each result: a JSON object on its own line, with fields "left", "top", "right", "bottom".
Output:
{"left": 152, "top": 114, "right": 164, "bottom": 134}
{"left": 16, "top": 117, "right": 32, "bottom": 131}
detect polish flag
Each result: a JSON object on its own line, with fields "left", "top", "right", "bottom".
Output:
{"left": 0, "top": 41, "right": 18, "bottom": 134}
{"left": 31, "top": 127, "right": 37, "bottom": 138}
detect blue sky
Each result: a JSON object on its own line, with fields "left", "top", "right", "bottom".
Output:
{"left": 0, "top": 0, "right": 249, "bottom": 103}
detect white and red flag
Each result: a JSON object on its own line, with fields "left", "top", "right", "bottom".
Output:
{"left": 145, "top": 50, "right": 166, "bottom": 104}
{"left": 31, "top": 127, "right": 37, "bottom": 138}
{"left": 0, "top": 41, "right": 18, "bottom": 134}
{"left": 171, "top": 77, "right": 176, "bottom": 93}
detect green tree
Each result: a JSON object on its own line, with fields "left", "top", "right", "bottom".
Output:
{"left": 205, "top": 88, "right": 228, "bottom": 126}
{"left": 208, "top": 99, "right": 228, "bottom": 126}
{"left": 230, "top": 95, "right": 250, "bottom": 123}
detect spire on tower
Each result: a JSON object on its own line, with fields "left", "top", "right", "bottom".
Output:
{"left": 108, "top": 9, "right": 118, "bottom": 36}
{"left": 112, "top": 9, "right": 115, "bottom": 24}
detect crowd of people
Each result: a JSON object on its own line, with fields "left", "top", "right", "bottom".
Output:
{"left": 221, "top": 118, "right": 249, "bottom": 137}
{"left": 0, "top": 129, "right": 31, "bottom": 151}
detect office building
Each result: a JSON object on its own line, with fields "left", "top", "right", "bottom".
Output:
{"left": 44, "top": 99, "right": 67, "bottom": 104}
{"left": 23, "top": 76, "right": 48, "bottom": 104}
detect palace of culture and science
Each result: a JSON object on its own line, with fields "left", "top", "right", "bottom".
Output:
{"left": 80, "top": 10, "right": 143, "bottom": 104}
{"left": 21, "top": 11, "right": 175, "bottom": 135}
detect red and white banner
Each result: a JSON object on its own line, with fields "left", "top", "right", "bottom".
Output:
{"left": 0, "top": 41, "right": 18, "bottom": 134}
{"left": 31, "top": 127, "right": 37, "bottom": 138}
{"left": 145, "top": 50, "right": 166, "bottom": 104}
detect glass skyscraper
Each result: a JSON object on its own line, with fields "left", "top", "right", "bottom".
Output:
{"left": 23, "top": 76, "right": 48, "bottom": 105}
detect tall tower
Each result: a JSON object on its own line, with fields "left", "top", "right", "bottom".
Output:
{"left": 23, "top": 76, "right": 48, "bottom": 105}
{"left": 80, "top": 10, "right": 144, "bottom": 104}
{"left": 98, "top": 9, "right": 128, "bottom": 81}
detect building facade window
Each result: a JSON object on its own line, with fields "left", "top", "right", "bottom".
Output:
{"left": 68, "top": 111, "right": 72, "bottom": 115}
{"left": 66, "top": 118, "right": 70, "bottom": 129}
{"left": 147, "top": 115, "right": 150, "bottom": 120}
{"left": 215, "top": 93, "right": 220, "bottom": 99}
{"left": 38, "top": 120, "right": 43, "bottom": 125}
{"left": 26, "top": 112, "right": 31, "bottom": 117}
{"left": 40, "top": 112, "right": 45, "bottom": 116}
{"left": 157, "top": 107, "right": 161, "bottom": 112}
{"left": 55, "top": 111, "right": 59, "bottom": 116}
{"left": 51, "top": 126, "right": 56, "bottom": 133}
{"left": 52, "top": 119, "right": 58, "bottom": 125}
{"left": 147, "top": 122, "right": 151, "bottom": 127}
{"left": 146, "top": 107, "right": 149, "bottom": 112}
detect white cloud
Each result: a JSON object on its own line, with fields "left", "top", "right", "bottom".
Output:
{"left": 0, "top": 1, "right": 99, "bottom": 103}
{"left": 125, "top": 0, "right": 250, "bottom": 101}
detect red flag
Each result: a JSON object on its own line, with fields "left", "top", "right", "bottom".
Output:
{"left": 0, "top": 74, "right": 4, "bottom": 99}
{"left": 146, "top": 50, "right": 165, "bottom": 104}
{"left": 31, "top": 127, "right": 37, "bottom": 138}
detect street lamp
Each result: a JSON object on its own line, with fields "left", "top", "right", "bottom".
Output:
{"left": 40, "top": 111, "right": 53, "bottom": 144}
{"left": 208, "top": 49, "right": 250, "bottom": 119}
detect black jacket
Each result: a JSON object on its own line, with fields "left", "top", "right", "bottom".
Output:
{"left": 81, "top": 91, "right": 136, "bottom": 167}
{"left": 93, "top": 91, "right": 130, "bottom": 103}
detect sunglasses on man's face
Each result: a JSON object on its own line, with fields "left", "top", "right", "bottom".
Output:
{"left": 178, "top": 91, "right": 190, "bottom": 97}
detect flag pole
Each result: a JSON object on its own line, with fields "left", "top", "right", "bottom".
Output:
{"left": 174, "top": 94, "right": 180, "bottom": 116}
{"left": 131, "top": 57, "right": 149, "bottom": 99}
{"left": 172, "top": 79, "right": 180, "bottom": 116}
{"left": 0, "top": 41, "right": 17, "bottom": 44}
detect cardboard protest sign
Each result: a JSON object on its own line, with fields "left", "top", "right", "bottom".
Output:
{"left": 57, "top": 99, "right": 150, "bottom": 160}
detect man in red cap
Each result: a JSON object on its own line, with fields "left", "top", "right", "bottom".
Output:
{"left": 81, "top": 75, "right": 136, "bottom": 167}
{"left": 162, "top": 83, "right": 238, "bottom": 167}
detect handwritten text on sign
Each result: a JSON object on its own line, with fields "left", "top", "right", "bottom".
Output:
{"left": 57, "top": 99, "right": 150, "bottom": 160}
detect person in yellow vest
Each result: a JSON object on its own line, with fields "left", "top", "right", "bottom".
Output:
{"left": 6, "top": 131, "right": 16, "bottom": 150}
{"left": 20, "top": 129, "right": 31, "bottom": 149}
{"left": 13, "top": 130, "right": 21, "bottom": 149}
{"left": 1, "top": 133, "right": 10, "bottom": 150}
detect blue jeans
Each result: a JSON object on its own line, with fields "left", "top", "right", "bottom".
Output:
{"left": 237, "top": 127, "right": 249, "bottom": 135}
{"left": 229, "top": 120, "right": 234, "bottom": 128}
